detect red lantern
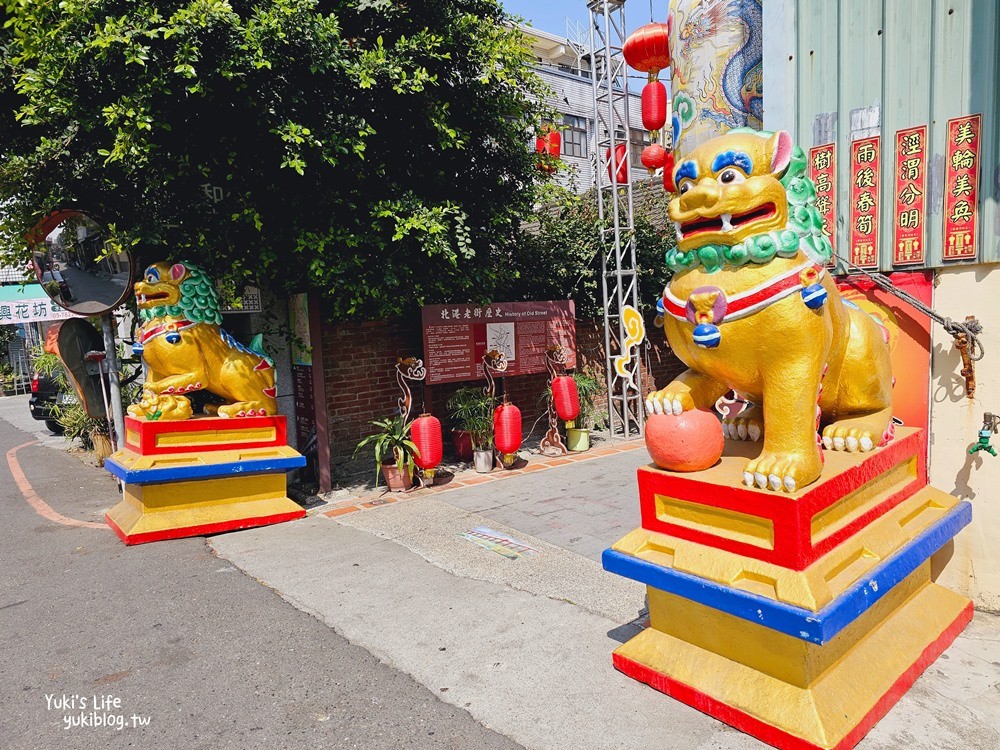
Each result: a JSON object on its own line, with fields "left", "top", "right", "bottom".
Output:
{"left": 663, "top": 152, "right": 676, "bottom": 192}
{"left": 411, "top": 414, "right": 443, "bottom": 473}
{"left": 494, "top": 401, "right": 522, "bottom": 456}
{"left": 641, "top": 81, "right": 667, "bottom": 133}
{"left": 545, "top": 130, "right": 561, "bottom": 159}
{"left": 535, "top": 130, "right": 560, "bottom": 174}
{"left": 641, "top": 144, "right": 669, "bottom": 173}
{"left": 606, "top": 143, "right": 629, "bottom": 184}
{"left": 623, "top": 23, "right": 671, "bottom": 76}
{"left": 551, "top": 376, "right": 580, "bottom": 423}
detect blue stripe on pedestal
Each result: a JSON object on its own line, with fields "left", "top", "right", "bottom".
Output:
{"left": 104, "top": 454, "right": 307, "bottom": 484}
{"left": 602, "top": 501, "right": 971, "bottom": 644}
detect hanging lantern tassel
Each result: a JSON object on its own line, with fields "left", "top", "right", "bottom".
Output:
{"left": 494, "top": 400, "right": 523, "bottom": 468}
{"left": 551, "top": 375, "right": 580, "bottom": 428}
{"left": 411, "top": 413, "right": 443, "bottom": 482}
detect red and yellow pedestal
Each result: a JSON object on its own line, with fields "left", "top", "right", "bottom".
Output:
{"left": 104, "top": 415, "right": 307, "bottom": 545}
{"left": 603, "top": 427, "right": 973, "bottom": 750}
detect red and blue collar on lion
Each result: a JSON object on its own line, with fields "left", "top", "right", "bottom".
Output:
{"left": 140, "top": 318, "right": 196, "bottom": 345}
{"left": 662, "top": 258, "right": 826, "bottom": 327}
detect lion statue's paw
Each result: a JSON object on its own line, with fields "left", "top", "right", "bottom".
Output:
{"left": 645, "top": 388, "right": 696, "bottom": 416}
{"left": 820, "top": 413, "right": 892, "bottom": 453}
{"left": 129, "top": 391, "right": 193, "bottom": 421}
{"left": 743, "top": 450, "right": 822, "bottom": 493}
{"left": 217, "top": 401, "right": 270, "bottom": 419}
{"left": 723, "top": 407, "right": 763, "bottom": 442}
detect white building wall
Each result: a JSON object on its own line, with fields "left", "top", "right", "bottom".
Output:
{"left": 533, "top": 66, "right": 649, "bottom": 193}
{"left": 929, "top": 267, "right": 1000, "bottom": 613}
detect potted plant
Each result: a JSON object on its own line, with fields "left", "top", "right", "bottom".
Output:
{"left": 353, "top": 415, "right": 418, "bottom": 491}
{"left": 0, "top": 363, "right": 16, "bottom": 396}
{"left": 447, "top": 386, "right": 496, "bottom": 473}
{"left": 566, "top": 372, "right": 603, "bottom": 451}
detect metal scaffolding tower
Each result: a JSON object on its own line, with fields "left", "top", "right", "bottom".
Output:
{"left": 588, "top": 0, "right": 644, "bottom": 441}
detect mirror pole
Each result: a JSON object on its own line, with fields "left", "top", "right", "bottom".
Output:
{"left": 101, "top": 313, "right": 126, "bottom": 449}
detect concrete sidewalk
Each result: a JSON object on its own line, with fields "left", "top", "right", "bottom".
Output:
{"left": 211, "top": 447, "right": 1000, "bottom": 750}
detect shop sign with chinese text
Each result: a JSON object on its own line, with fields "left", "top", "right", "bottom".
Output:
{"left": 943, "top": 113, "right": 982, "bottom": 261}
{"left": 849, "top": 136, "right": 881, "bottom": 269}
{"left": 893, "top": 126, "right": 927, "bottom": 265}
{"left": 421, "top": 301, "right": 575, "bottom": 385}
{"left": 0, "top": 284, "right": 75, "bottom": 324}
{"left": 809, "top": 143, "right": 837, "bottom": 264}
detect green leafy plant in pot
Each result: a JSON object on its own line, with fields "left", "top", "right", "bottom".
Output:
{"left": 353, "top": 415, "right": 418, "bottom": 491}
{"left": 447, "top": 386, "right": 496, "bottom": 473}
{"left": 567, "top": 372, "right": 602, "bottom": 451}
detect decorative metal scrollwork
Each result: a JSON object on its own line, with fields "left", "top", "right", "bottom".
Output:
{"left": 395, "top": 356, "right": 426, "bottom": 424}
{"left": 540, "top": 345, "right": 569, "bottom": 456}
{"left": 482, "top": 349, "right": 508, "bottom": 400}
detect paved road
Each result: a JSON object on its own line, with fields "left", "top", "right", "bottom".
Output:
{"left": 438, "top": 448, "right": 648, "bottom": 561}
{"left": 0, "top": 404, "right": 522, "bottom": 750}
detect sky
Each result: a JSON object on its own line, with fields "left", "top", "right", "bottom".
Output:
{"left": 502, "top": 0, "right": 659, "bottom": 39}
{"left": 502, "top": 0, "right": 582, "bottom": 37}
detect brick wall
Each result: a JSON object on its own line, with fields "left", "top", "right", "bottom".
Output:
{"left": 322, "top": 317, "right": 423, "bottom": 472}
{"left": 321, "top": 315, "right": 686, "bottom": 476}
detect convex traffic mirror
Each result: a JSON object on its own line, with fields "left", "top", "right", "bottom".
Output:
{"left": 29, "top": 209, "right": 133, "bottom": 316}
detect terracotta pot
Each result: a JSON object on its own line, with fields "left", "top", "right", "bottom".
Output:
{"left": 452, "top": 429, "right": 473, "bottom": 461}
{"left": 380, "top": 462, "right": 413, "bottom": 492}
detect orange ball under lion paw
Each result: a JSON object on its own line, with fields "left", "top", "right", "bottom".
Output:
{"left": 645, "top": 410, "right": 724, "bottom": 472}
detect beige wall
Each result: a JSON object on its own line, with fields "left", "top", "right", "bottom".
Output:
{"left": 929, "top": 266, "right": 999, "bottom": 612}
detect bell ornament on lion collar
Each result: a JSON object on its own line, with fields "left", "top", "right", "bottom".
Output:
{"left": 661, "top": 260, "right": 828, "bottom": 348}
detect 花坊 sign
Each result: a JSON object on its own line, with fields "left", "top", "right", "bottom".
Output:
{"left": 0, "top": 284, "right": 75, "bottom": 324}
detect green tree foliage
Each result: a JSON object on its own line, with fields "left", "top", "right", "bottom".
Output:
{"left": 0, "top": 0, "right": 550, "bottom": 319}
{"left": 505, "top": 183, "right": 675, "bottom": 320}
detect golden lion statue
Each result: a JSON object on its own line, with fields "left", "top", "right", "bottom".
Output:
{"left": 647, "top": 129, "right": 893, "bottom": 492}
{"left": 128, "top": 261, "right": 277, "bottom": 421}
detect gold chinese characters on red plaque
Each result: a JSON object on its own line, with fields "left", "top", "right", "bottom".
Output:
{"left": 893, "top": 126, "right": 927, "bottom": 265}
{"left": 849, "top": 136, "right": 880, "bottom": 269}
{"left": 943, "top": 113, "right": 982, "bottom": 261}
{"left": 809, "top": 143, "right": 836, "bottom": 265}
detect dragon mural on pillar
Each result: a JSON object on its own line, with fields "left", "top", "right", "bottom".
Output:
{"left": 669, "top": 0, "right": 763, "bottom": 153}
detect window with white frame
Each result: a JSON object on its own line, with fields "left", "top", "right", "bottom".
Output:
{"left": 629, "top": 128, "right": 651, "bottom": 168}
{"left": 562, "top": 115, "right": 588, "bottom": 158}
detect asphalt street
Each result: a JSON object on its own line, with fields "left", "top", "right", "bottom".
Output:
{"left": 3, "top": 392, "right": 999, "bottom": 750}
{"left": 0, "top": 398, "right": 522, "bottom": 750}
